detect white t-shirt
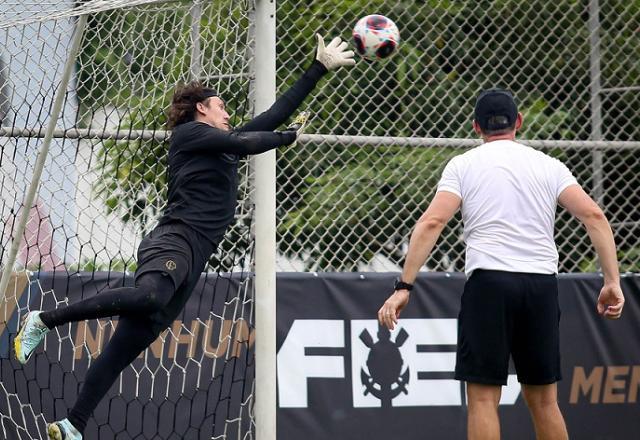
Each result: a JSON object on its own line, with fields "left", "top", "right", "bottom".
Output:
{"left": 437, "top": 140, "right": 578, "bottom": 275}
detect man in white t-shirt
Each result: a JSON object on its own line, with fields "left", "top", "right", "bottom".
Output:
{"left": 378, "top": 89, "right": 625, "bottom": 440}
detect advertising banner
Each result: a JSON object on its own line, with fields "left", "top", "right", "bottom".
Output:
{"left": 276, "top": 273, "right": 640, "bottom": 440}
{"left": 1, "top": 272, "right": 638, "bottom": 439}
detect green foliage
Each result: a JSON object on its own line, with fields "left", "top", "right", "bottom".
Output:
{"left": 67, "top": 257, "right": 138, "bottom": 273}
{"left": 580, "top": 248, "right": 640, "bottom": 273}
{"left": 77, "top": 7, "right": 191, "bottom": 112}
{"left": 93, "top": 103, "right": 169, "bottom": 233}
{"left": 519, "top": 99, "right": 575, "bottom": 140}
{"left": 279, "top": 146, "right": 460, "bottom": 270}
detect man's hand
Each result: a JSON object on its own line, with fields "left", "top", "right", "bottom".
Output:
{"left": 378, "top": 290, "right": 410, "bottom": 330}
{"left": 597, "top": 283, "right": 625, "bottom": 319}
{"left": 315, "top": 34, "right": 356, "bottom": 70}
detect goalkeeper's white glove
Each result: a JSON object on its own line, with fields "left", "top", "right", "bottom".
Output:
{"left": 285, "top": 110, "right": 310, "bottom": 148}
{"left": 315, "top": 34, "right": 356, "bottom": 70}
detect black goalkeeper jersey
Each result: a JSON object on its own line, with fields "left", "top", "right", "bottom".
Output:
{"left": 157, "top": 60, "right": 328, "bottom": 249}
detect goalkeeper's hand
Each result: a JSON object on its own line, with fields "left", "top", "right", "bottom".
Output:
{"left": 315, "top": 34, "right": 356, "bottom": 70}
{"left": 283, "top": 110, "right": 310, "bottom": 148}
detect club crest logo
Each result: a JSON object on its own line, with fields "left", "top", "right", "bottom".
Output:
{"left": 165, "top": 260, "right": 177, "bottom": 271}
{"left": 360, "top": 325, "right": 410, "bottom": 407}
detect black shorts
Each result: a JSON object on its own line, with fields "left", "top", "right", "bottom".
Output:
{"left": 454, "top": 269, "right": 561, "bottom": 386}
{"left": 135, "top": 223, "right": 194, "bottom": 289}
{"left": 134, "top": 222, "right": 213, "bottom": 331}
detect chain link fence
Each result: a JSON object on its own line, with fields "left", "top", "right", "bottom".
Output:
{"left": 0, "top": 0, "right": 637, "bottom": 438}
{"left": 275, "top": 0, "right": 640, "bottom": 272}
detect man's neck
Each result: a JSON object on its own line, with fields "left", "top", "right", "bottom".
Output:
{"left": 482, "top": 133, "right": 516, "bottom": 143}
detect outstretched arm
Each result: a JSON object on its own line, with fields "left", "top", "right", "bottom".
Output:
{"left": 238, "top": 34, "right": 355, "bottom": 132}
{"left": 176, "top": 122, "right": 296, "bottom": 156}
{"left": 238, "top": 61, "right": 326, "bottom": 132}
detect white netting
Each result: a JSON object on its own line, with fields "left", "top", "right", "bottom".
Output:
{"left": 1, "top": 0, "right": 257, "bottom": 438}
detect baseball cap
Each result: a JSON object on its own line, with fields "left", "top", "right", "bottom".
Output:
{"left": 474, "top": 88, "right": 518, "bottom": 131}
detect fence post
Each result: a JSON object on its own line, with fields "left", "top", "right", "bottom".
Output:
{"left": 588, "top": 0, "right": 604, "bottom": 206}
{"left": 189, "top": 0, "right": 202, "bottom": 81}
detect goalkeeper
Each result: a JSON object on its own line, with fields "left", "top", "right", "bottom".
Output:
{"left": 15, "top": 35, "right": 354, "bottom": 440}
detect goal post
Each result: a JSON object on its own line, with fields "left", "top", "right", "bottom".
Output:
{"left": 252, "top": 0, "right": 278, "bottom": 438}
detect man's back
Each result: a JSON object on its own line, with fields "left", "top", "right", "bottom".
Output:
{"left": 438, "top": 140, "right": 577, "bottom": 275}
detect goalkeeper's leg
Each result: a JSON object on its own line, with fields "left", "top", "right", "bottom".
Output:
{"left": 39, "top": 272, "right": 175, "bottom": 328}
{"left": 34, "top": 222, "right": 191, "bottom": 332}
{"left": 15, "top": 273, "right": 175, "bottom": 364}
{"left": 65, "top": 315, "right": 161, "bottom": 434}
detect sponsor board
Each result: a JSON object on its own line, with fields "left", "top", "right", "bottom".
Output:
{"left": 1, "top": 272, "right": 639, "bottom": 439}
{"left": 278, "top": 318, "right": 520, "bottom": 409}
{"left": 275, "top": 273, "right": 640, "bottom": 440}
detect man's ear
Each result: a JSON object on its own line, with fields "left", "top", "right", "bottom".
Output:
{"left": 472, "top": 120, "right": 482, "bottom": 135}
{"left": 515, "top": 112, "right": 523, "bottom": 130}
{"left": 196, "top": 101, "right": 207, "bottom": 116}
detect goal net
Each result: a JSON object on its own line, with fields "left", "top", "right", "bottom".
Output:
{"left": 0, "top": 1, "right": 258, "bottom": 438}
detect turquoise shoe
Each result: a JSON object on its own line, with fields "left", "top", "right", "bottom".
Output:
{"left": 14, "top": 311, "right": 49, "bottom": 364}
{"left": 47, "top": 418, "right": 83, "bottom": 440}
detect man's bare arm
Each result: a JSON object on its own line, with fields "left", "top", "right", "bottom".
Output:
{"left": 401, "top": 191, "right": 462, "bottom": 284}
{"left": 558, "top": 184, "right": 624, "bottom": 319}
{"left": 378, "top": 191, "right": 461, "bottom": 329}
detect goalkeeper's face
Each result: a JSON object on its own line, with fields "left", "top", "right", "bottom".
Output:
{"left": 197, "top": 97, "right": 231, "bottom": 131}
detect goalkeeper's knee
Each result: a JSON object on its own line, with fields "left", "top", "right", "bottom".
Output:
{"left": 136, "top": 273, "right": 175, "bottom": 312}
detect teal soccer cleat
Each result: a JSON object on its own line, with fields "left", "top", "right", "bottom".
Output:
{"left": 47, "top": 418, "right": 83, "bottom": 440}
{"left": 14, "top": 311, "right": 49, "bottom": 364}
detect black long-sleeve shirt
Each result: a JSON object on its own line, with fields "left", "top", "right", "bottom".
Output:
{"left": 157, "top": 60, "right": 328, "bottom": 249}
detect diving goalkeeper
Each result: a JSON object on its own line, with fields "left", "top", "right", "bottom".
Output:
{"left": 14, "top": 35, "right": 355, "bottom": 440}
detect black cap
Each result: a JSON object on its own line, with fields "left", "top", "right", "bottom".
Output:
{"left": 202, "top": 88, "right": 218, "bottom": 99}
{"left": 474, "top": 88, "right": 518, "bottom": 131}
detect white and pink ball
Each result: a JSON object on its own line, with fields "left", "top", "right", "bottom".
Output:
{"left": 352, "top": 14, "right": 400, "bottom": 61}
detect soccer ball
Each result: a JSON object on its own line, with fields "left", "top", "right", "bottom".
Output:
{"left": 352, "top": 14, "right": 400, "bottom": 61}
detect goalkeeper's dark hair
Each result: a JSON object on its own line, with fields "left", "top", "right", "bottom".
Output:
{"left": 167, "top": 81, "right": 217, "bottom": 129}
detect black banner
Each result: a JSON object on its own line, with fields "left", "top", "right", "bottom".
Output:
{"left": 276, "top": 273, "right": 640, "bottom": 440}
{"left": 1, "top": 272, "right": 639, "bottom": 439}
{"left": 0, "top": 272, "right": 255, "bottom": 440}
